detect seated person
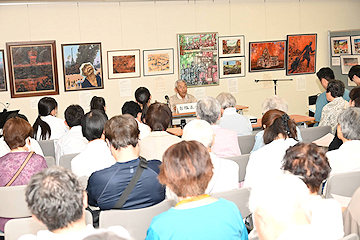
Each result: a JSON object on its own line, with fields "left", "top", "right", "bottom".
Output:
{"left": 282, "top": 143, "right": 344, "bottom": 239}
{"left": 139, "top": 103, "right": 181, "bottom": 160}
{"left": 348, "top": 65, "right": 360, "bottom": 86}
{"left": 122, "top": 101, "right": 151, "bottom": 140}
{"left": 169, "top": 79, "right": 197, "bottom": 113}
{"left": 71, "top": 110, "right": 115, "bottom": 178}
{"left": 251, "top": 95, "right": 302, "bottom": 153}
{"left": 326, "top": 107, "right": 360, "bottom": 174}
{"left": 55, "top": 104, "right": 88, "bottom": 162}
{"left": 90, "top": 96, "right": 107, "bottom": 114}
{"left": 216, "top": 92, "right": 252, "bottom": 136}
{"left": 343, "top": 187, "right": 360, "bottom": 237}
{"left": 196, "top": 96, "right": 241, "bottom": 158}
{"left": 19, "top": 166, "right": 130, "bottom": 240}
{"left": 146, "top": 141, "right": 248, "bottom": 240}
{"left": 87, "top": 115, "right": 165, "bottom": 210}
{"left": 135, "top": 87, "right": 151, "bottom": 123}
{"left": 319, "top": 80, "right": 348, "bottom": 133}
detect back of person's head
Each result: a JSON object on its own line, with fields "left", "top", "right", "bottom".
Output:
{"left": 82, "top": 110, "right": 108, "bottom": 141}
{"left": 64, "top": 105, "right": 84, "bottom": 128}
{"left": 282, "top": 143, "right": 331, "bottom": 193}
{"left": 196, "top": 96, "right": 221, "bottom": 124}
{"left": 261, "top": 95, "right": 288, "bottom": 114}
{"left": 121, "top": 101, "right": 141, "bottom": 118}
{"left": 159, "top": 140, "right": 213, "bottom": 197}
{"left": 216, "top": 92, "right": 236, "bottom": 109}
{"left": 84, "top": 232, "right": 127, "bottom": 240}
{"left": 3, "top": 117, "right": 33, "bottom": 150}
{"left": 349, "top": 87, "right": 360, "bottom": 107}
{"left": 145, "top": 102, "right": 172, "bottom": 131}
{"left": 135, "top": 87, "right": 151, "bottom": 122}
{"left": 262, "top": 109, "right": 297, "bottom": 144}
{"left": 182, "top": 119, "right": 214, "bottom": 148}
{"left": 90, "top": 96, "right": 106, "bottom": 113}
{"left": 316, "top": 67, "right": 335, "bottom": 82}
{"left": 337, "top": 107, "right": 360, "bottom": 140}
{"left": 348, "top": 65, "right": 360, "bottom": 81}
{"left": 33, "top": 97, "right": 58, "bottom": 140}
{"left": 326, "top": 80, "right": 345, "bottom": 98}
{"left": 5, "top": 113, "right": 28, "bottom": 123}
{"left": 25, "top": 166, "right": 84, "bottom": 232}
{"left": 104, "top": 115, "right": 139, "bottom": 150}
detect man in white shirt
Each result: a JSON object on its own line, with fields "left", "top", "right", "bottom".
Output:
{"left": 169, "top": 79, "right": 197, "bottom": 113}
{"left": 71, "top": 110, "right": 115, "bottom": 177}
{"left": 55, "top": 105, "right": 88, "bottom": 164}
{"left": 121, "top": 101, "right": 150, "bottom": 140}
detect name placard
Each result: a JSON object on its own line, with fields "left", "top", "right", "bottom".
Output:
{"left": 176, "top": 103, "right": 197, "bottom": 114}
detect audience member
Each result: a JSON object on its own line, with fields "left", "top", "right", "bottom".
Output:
{"left": 282, "top": 143, "right": 344, "bottom": 239}
{"left": 33, "top": 97, "right": 68, "bottom": 140}
{"left": 19, "top": 166, "right": 130, "bottom": 240}
{"left": 348, "top": 65, "right": 360, "bottom": 86}
{"left": 146, "top": 141, "right": 248, "bottom": 240}
{"left": 326, "top": 107, "right": 360, "bottom": 174}
{"left": 84, "top": 231, "right": 128, "bottom": 240}
{"left": 216, "top": 92, "right": 252, "bottom": 136}
{"left": 244, "top": 109, "right": 298, "bottom": 188}
{"left": 90, "top": 96, "right": 106, "bottom": 114}
{"left": 0, "top": 117, "right": 47, "bottom": 232}
{"left": 121, "top": 101, "right": 151, "bottom": 139}
{"left": 319, "top": 80, "right": 348, "bottom": 133}
{"left": 135, "top": 87, "right": 151, "bottom": 122}
{"left": 55, "top": 104, "right": 88, "bottom": 162}
{"left": 71, "top": 110, "right": 115, "bottom": 178}
{"left": 139, "top": 102, "right": 181, "bottom": 160}
{"left": 169, "top": 79, "right": 197, "bottom": 113}
{"left": 196, "top": 96, "right": 241, "bottom": 158}
{"left": 343, "top": 187, "right": 360, "bottom": 237}
{"left": 87, "top": 115, "right": 165, "bottom": 210}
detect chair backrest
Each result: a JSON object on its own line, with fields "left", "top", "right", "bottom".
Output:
{"left": 99, "top": 199, "right": 176, "bottom": 240}
{"left": 78, "top": 175, "right": 89, "bottom": 190}
{"left": 0, "top": 185, "right": 31, "bottom": 218}
{"left": 38, "top": 140, "right": 55, "bottom": 159}
{"left": 237, "top": 134, "right": 256, "bottom": 154}
{"left": 341, "top": 234, "right": 360, "bottom": 240}
{"left": 211, "top": 187, "right": 251, "bottom": 218}
{"left": 225, "top": 154, "right": 250, "bottom": 182}
{"left": 58, "top": 153, "right": 79, "bottom": 170}
{"left": 299, "top": 126, "right": 331, "bottom": 143}
{"left": 44, "top": 156, "right": 56, "bottom": 167}
{"left": 323, "top": 171, "right": 360, "bottom": 198}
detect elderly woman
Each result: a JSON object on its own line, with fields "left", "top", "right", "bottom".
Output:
{"left": 139, "top": 102, "right": 181, "bottom": 160}
{"left": 80, "top": 62, "right": 102, "bottom": 88}
{"left": 282, "top": 143, "right": 344, "bottom": 239}
{"left": 216, "top": 92, "right": 252, "bottom": 136}
{"left": 244, "top": 109, "right": 298, "bottom": 188}
{"left": 145, "top": 141, "right": 248, "bottom": 240}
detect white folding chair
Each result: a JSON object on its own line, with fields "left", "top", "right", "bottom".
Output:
{"left": 341, "top": 234, "right": 359, "bottom": 240}
{"left": 44, "top": 156, "right": 56, "bottom": 167}
{"left": 38, "top": 140, "right": 55, "bottom": 159}
{"left": 58, "top": 153, "right": 79, "bottom": 169}
{"left": 323, "top": 171, "right": 360, "bottom": 199}
{"left": 299, "top": 126, "right": 331, "bottom": 143}
{"left": 225, "top": 154, "right": 250, "bottom": 182}
{"left": 237, "top": 134, "right": 256, "bottom": 154}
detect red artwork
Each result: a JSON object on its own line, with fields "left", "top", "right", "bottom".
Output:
{"left": 249, "top": 41, "right": 286, "bottom": 72}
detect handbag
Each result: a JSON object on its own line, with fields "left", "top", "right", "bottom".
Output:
{"left": 5, "top": 151, "right": 34, "bottom": 187}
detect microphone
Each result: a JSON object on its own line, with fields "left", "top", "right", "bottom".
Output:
{"left": 165, "top": 95, "right": 170, "bottom": 106}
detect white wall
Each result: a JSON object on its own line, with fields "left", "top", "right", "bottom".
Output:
{"left": 0, "top": 0, "right": 359, "bottom": 122}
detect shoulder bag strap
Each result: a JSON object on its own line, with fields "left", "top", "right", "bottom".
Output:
{"left": 113, "top": 156, "right": 148, "bottom": 209}
{"left": 5, "top": 151, "right": 35, "bottom": 187}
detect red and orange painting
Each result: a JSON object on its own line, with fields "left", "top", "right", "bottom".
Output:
{"left": 113, "top": 55, "right": 135, "bottom": 73}
{"left": 249, "top": 40, "right": 286, "bottom": 72}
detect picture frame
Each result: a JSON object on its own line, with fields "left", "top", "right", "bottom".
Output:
{"left": 143, "top": 48, "right": 174, "bottom": 76}
{"left": 219, "top": 56, "right": 245, "bottom": 78}
{"left": 62, "top": 42, "right": 103, "bottom": 92}
{"left": 340, "top": 55, "right": 360, "bottom": 75}
{"left": 0, "top": 50, "right": 7, "bottom": 92}
{"left": 331, "top": 36, "right": 351, "bottom": 56}
{"left": 107, "top": 49, "right": 140, "bottom": 79}
{"left": 249, "top": 40, "right": 286, "bottom": 72}
{"left": 6, "top": 40, "right": 59, "bottom": 98}
{"left": 351, "top": 36, "right": 360, "bottom": 55}
{"left": 178, "top": 32, "right": 218, "bottom": 87}
{"left": 286, "top": 34, "right": 317, "bottom": 75}
{"left": 219, "top": 35, "right": 245, "bottom": 58}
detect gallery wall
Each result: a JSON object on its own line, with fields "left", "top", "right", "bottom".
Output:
{"left": 0, "top": 0, "right": 360, "bottom": 123}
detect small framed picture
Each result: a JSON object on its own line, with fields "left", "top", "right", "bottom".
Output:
{"left": 331, "top": 36, "right": 351, "bottom": 56}
{"left": 249, "top": 40, "right": 286, "bottom": 72}
{"left": 0, "top": 50, "right": 7, "bottom": 92}
{"left": 219, "top": 57, "right": 245, "bottom": 78}
{"left": 351, "top": 36, "right": 360, "bottom": 55}
{"left": 107, "top": 49, "right": 140, "bottom": 79}
{"left": 143, "top": 48, "right": 174, "bottom": 76}
{"left": 219, "top": 35, "right": 245, "bottom": 58}
{"left": 340, "top": 55, "right": 360, "bottom": 75}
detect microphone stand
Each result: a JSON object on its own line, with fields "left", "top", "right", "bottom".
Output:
{"left": 254, "top": 79, "right": 293, "bottom": 95}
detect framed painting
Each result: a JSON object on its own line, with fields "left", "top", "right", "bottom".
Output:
{"left": 249, "top": 40, "right": 286, "bottom": 72}
{"left": 340, "top": 55, "right": 360, "bottom": 75}
{"left": 143, "top": 48, "right": 174, "bottom": 76}
{"left": 331, "top": 36, "right": 351, "bottom": 56}
{"left": 351, "top": 36, "right": 360, "bottom": 55}
{"left": 178, "top": 32, "right": 218, "bottom": 87}
{"left": 219, "top": 57, "right": 245, "bottom": 78}
{"left": 219, "top": 35, "right": 245, "bottom": 57}
{"left": 0, "top": 50, "right": 7, "bottom": 92}
{"left": 62, "top": 42, "right": 103, "bottom": 91}
{"left": 107, "top": 49, "right": 140, "bottom": 79}
{"left": 6, "top": 40, "right": 59, "bottom": 98}
{"left": 286, "top": 34, "right": 317, "bottom": 75}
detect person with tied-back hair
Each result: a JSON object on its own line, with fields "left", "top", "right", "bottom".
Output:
{"left": 244, "top": 109, "right": 298, "bottom": 188}
{"left": 32, "top": 97, "right": 67, "bottom": 141}
{"left": 282, "top": 143, "right": 344, "bottom": 239}
{"left": 135, "top": 87, "right": 151, "bottom": 123}
{"left": 145, "top": 141, "right": 248, "bottom": 240}
{"left": 90, "top": 96, "right": 106, "bottom": 114}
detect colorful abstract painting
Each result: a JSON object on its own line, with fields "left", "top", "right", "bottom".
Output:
{"left": 351, "top": 36, "right": 360, "bottom": 55}
{"left": 331, "top": 36, "right": 351, "bottom": 56}
{"left": 107, "top": 49, "right": 140, "bottom": 79}
{"left": 249, "top": 40, "right": 286, "bottom": 72}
